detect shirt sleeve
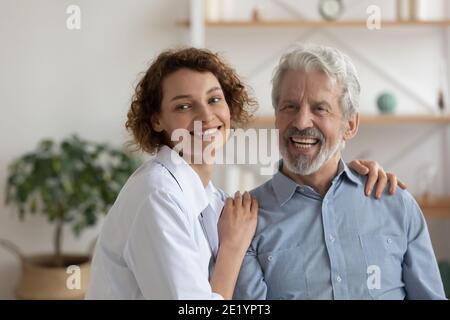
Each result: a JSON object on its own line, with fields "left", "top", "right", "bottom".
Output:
{"left": 123, "top": 189, "right": 223, "bottom": 300}
{"left": 402, "top": 193, "right": 447, "bottom": 300}
{"left": 233, "top": 245, "right": 268, "bottom": 300}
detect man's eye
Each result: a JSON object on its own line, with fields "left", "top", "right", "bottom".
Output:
{"left": 282, "top": 104, "right": 295, "bottom": 110}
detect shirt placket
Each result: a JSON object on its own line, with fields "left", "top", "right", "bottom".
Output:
{"left": 321, "top": 190, "right": 349, "bottom": 300}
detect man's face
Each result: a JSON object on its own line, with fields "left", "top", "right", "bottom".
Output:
{"left": 275, "top": 69, "right": 351, "bottom": 176}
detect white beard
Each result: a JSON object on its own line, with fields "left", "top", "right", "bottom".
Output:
{"left": 280, "top": 130, "right": 346, "bottom": 176}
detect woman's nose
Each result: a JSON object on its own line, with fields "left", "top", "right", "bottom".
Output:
{"left": 197, "top": 103, "right": 214, "bottom": 122}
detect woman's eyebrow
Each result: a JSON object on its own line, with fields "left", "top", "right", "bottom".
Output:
{"left": 207, "top": 86, "right": 222, "bottom": 94}
{"left": 170, "top": 87, "right": 222, "bottom": 102}
{"left": 170, "top": 94, "right": 191, "bottom": 102}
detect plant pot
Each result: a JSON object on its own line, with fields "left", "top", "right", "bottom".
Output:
{"left": 16, "top": 254, "right": 91, "bottom": 300}
{"left": 1, "top": 239, "right": 92, "bottom": 300}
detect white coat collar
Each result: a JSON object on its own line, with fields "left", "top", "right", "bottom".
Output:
{"left": 154, "top": 145, "right": 209, "bottom": 218}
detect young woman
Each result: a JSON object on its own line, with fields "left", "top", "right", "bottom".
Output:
{"left": 86, "top": 48, "right": 404, "bottom": 300}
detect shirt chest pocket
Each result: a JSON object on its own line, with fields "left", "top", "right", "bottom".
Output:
{"left": 258, "top": 246, "right": 308, "bottom": 299}
{"left": 359, "top": 234, "right": 406, "bottom": 299}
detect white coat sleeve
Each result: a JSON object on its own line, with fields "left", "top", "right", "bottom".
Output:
{"left": 123, "top": 189, "right": 223, "bottom": 300}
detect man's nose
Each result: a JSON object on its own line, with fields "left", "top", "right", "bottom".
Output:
{"left": 292, "top": 106, "right": 313, "bottom": 130}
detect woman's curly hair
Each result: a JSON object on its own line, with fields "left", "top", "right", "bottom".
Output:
{"left": 126, "top": 47, "right": 257, "bottom": 154}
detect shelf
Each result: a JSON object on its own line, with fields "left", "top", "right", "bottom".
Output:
{"left": 417, "top": 196, "right": 450, "bottom": 218}
{"left": 360, "top": 115, "right": 450, "bottom": 124}
{"left": 249, "top": 115, "right": 450, "bottom": 127}
{"left": 178, "top": 19, "right": 450, "bottom": 28}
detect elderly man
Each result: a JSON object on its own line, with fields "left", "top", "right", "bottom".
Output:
{"left": 233, "top": 44, "right": 446, "bottom": 300}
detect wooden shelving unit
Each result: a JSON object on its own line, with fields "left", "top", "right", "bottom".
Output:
{"left": 417, "top": 196, "right": 450, "bottom": 218}
{"left": 180, "top": 9, "right": 450, "bottom": 218}
{"left": 178, "top": 19, "right": 450, "bottom": 28}
{"left": 249, "top": 115, "right": 450, "bottom": 127}
{"left": 359, "top": 114, "right": 450, "bottom": 124}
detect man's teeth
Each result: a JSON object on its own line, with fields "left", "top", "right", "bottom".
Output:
{"left": 290, "top": 137, "right": 319, "bottom": 149}
{"left": 291, "top": 137, "right": 318, "bottom": 144}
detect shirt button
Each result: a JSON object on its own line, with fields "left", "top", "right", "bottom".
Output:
{"left": 268, "top": 255, "right": 273, "bottom": 261}
{"left": 336, "top": 276, "right": 342, "bottom": 282}
{"left": 329, "top": 235, "right": 335, "bottom": 243}
{"left": 387, "top": 238, "right": 392, "bottom": 244}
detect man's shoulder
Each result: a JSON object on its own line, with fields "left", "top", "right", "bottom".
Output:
{"left": 248, "top": 178, "right": 286, "bottom": 226}
{"left": 345, "top": 170, "right": 421, "bottom": 219}
{"left": 347, "top": 169, "right": 414, "bottom": 200}
{"left": 250, "top": 178, "right": 276, "bottom": 202}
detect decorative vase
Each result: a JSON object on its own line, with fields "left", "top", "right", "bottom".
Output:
{"left": 1, "top": 239, "right": 91, "bottom": 300}
{"left": 377, "top": 92, "right": 397, "bottom": 114}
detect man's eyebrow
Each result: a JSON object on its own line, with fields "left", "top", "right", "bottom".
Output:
{"left": 170, "top": 87, "right": 222, "bottom": 102}
{"left": 312, "top": 100, "right": 331, "bottom": 107}
{"left": 280, "top": 99, "right": 298, "bottom": 104}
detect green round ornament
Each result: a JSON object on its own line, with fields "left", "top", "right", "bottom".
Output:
{"left": 377, "top": 92, "right": 397, "bottom": 114}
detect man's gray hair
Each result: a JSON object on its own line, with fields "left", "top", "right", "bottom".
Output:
{"left": 271, "top": 44, "right": 361, "bottom": 119}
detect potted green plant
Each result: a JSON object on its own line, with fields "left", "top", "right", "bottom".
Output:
{"left": 2, "top": 135, "right": 140, "bottom": 299}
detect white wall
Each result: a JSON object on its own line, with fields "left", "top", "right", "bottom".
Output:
{"left": 0, "top": 0, "right": 187, "bottom": 299}
{"left": 0, "top": 0, "right": 449, "bottom": 299}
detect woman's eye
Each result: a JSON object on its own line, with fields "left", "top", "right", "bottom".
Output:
{"left": 176, "top": 104, "right": 191, "bottom": 110}
{"left": 209, "top": 97, "right": 221, "bottom": 104}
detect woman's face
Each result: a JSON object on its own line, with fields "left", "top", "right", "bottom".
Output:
{"left": 153, "top": 68, "right": 231, "bottom": 163}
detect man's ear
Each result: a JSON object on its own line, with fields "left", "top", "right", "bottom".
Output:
{"left": 151, "top": 114, "right": 163, "bottom": 133}
{"left": 343, "top": 112, "right": 359, "bottom": 141}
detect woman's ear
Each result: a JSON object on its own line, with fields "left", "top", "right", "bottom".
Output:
{"left": 343, "top": 112, "right": 359, "bottom": 141}
{"left": 151, "top": 114, "right": 163, "bottom": 133}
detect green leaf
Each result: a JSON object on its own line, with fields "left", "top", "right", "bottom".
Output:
{"left": 30, "top": 197, "right": 38, "bottom": 213}
{"left": 4, "top": 135, "right": 142, "bottom": 244}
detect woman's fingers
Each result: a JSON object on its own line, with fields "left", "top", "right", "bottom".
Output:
{"left": 387, "top": 173, "right": 408, "bottom": 194}
{"left": 251, "top": 197, "right": 258, "bottom": 215}
{"left": 351, "top": 160, "right": 408, "bottom": 197}
{"left": 242, "top": 191, "right": 251, "bottom": 211}
{"left": 374, "top": 169, "right": 387, "bottom": 199}
{"left": 348, "top": 159, "right": 369, "bottom": 175}
{"left": 224, "top": 197, "right": 234, "bottom": 208}
{"left": 234, "top": 191, "right": 242, "bottom": 206}
{"left": 387, "top": 173, "right": 397, "bottom": 194}
{"left": 364, "top": 162, "right": 379, "bottom": 196}
{"left": 348, "top": 159, "right": 379, "bottom": 195}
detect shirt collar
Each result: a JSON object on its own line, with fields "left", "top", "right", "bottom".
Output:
{"left": 272, "top": 160, "right": 299, "bottom": 206}
{"left": 272, "top": 159, "right": 361, "bottom": 206}
{"left": 205, "top": 180, "right": 221, "bottom": 203}
{"left": 337, "top": 160, "right": 362, "bottom": 186}
{"left": 154, "top": 145, "right": 209, "bottom": 218}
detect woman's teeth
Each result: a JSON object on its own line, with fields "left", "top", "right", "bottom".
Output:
{"left": 193, "top": 127, "right": 220, "bottom": 138}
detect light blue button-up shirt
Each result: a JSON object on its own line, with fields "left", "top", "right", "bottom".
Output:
{"left": 233, "top": 160, "right": 446, "bottom": 300}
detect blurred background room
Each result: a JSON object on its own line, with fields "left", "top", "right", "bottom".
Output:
{"left": 0, "top": 0, "right": 449, "bottom": 299}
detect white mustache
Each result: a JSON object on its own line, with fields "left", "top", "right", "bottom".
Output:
{"left": 283, "top": 127, "right": 324, "bottom": 142}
